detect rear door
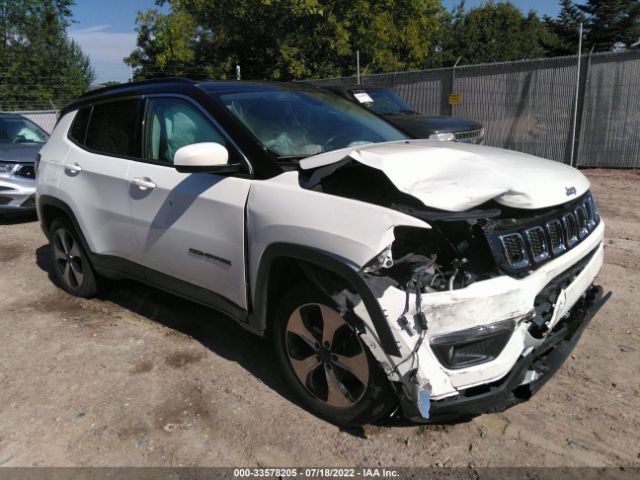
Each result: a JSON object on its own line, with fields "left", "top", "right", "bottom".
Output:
{"left": 126, "top": 95, "right": 253, "bottom": 312}
{"left": 58, "top": 98, "right": 142, "bottom": 259}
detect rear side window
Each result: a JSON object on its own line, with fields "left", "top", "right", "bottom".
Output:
{"left": 85, "top": 99, "right": 141, "bottom": 157}
{"left": 69, "top": 107, "right": 91, "bottom": 145}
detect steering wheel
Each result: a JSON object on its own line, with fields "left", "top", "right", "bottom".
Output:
{"left": 12, "top": 135, "right": 29, "bottom": 144}
{"left": 323, "top": 134, "right": 352, "bottom": 152}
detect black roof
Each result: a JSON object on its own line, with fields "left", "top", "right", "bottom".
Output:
{"left": 61, "top": 77, "right": 320, "bottom": 115}
{"left": 0, "top": 112, "right": 27, "bottom": 118}
{"left": 323, "top": 84, "right": 388, "bottom": 92}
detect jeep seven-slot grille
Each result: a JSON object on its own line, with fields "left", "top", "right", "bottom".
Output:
{"left": 546, "top": 220, "right": 565, "bottom": 254}
{"left": 501, "top": 234, "right": 528, "bottom": 268}
{"left": 526, "top": 227, "right": 549, "bottom": 262}
{"left": 454, "top": 129, "right": 484, "bottom": 143}
{"left": 485, "top": 192, "right": 600, "bottom": 275}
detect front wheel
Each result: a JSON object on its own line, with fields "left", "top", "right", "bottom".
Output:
{"left": 273, "top": 286, "right": 396, "bottom": 426}
{"left": 49, "top": 219, "right": 98, "bottom": 298}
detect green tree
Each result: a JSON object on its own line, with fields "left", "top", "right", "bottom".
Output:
{"left": 0, "top": 0, "right": 95, "bottom": 110}
{"left": 577, "top": 0, "right": 640, "bottom": 51}
{"left": 543, "top": 0, "right": 587, "bottom": 56}
{"left": 126, "top": 0, "right": 449, "bottom": 80}
{"left": 444, "top": 1, "right": 555, "bottom": 65}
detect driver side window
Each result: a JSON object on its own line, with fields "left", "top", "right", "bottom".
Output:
{"left": 144, "top": 97, "right": 228, "bottom": 164}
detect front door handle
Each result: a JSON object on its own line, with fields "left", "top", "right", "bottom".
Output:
{"left": 131, "top": 177, "right": 156, "bottom": 191}
{"left": 63, "top": 162, "right": 82, "bottom": 173}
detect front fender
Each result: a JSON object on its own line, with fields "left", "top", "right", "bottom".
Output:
{"left": 246, "top": 172, "right": 431, "bottom": 356}
{"left": 250, "top": 242, "right": 401, "bottom": 356}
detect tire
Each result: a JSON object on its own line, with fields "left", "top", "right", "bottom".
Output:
{"left": 273, "top": 286, "right": 397, "bottom": 426}
{"left": 49, "top": 218, "right": 98, "bottom": 298}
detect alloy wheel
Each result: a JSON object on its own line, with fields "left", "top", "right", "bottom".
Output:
{"left": 53, "top": 228, "right": 85, "bottom": 289}
{"left": 285, "top": 303, "right": 370, "bottom": 408}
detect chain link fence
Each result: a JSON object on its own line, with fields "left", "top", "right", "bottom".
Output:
{"left": 2, "top": 51, "right": 639, "bottom": 167}
{"left": 7, "top": 109, "right": 59, "bottom": 133}
{"left": 312, "top": 50, "right": 640, "bottom": 168}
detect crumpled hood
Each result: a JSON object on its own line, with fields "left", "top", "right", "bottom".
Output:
{"left": 300, "top": 140, "right": 590, "bottom": 212}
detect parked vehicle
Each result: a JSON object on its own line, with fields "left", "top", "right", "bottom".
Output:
{"left": 36, "top": 78, "right": 608, "bottom": 426}
{"left": 0, "top": 113, "right": 49, "bottom": 215}
{"left": 323, "top": 85, "right": 484, "bottom": 144}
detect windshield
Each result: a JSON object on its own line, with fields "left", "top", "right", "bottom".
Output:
{"left": 352, "top": 88, "right": 416, "bottom": 115}
{"left": 216, "top": 88, "right": 408, "bottom": 159}
{"left": 0, "top": 116, "right": 49, "bottom": 144}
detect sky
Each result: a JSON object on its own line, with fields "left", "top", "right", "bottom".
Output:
{"left": 68, "top": 0, "right": 166, "bottom": 83}
{"left": 69, "top": 0, "right": 563, "bottom": 84}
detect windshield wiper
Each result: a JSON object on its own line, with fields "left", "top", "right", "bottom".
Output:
{"left": 276, "top": 154, "right": 314, "bottom": 161}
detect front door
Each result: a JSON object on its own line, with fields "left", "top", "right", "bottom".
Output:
{"left": 127, "top": 96, "right": 252, "bottom": 312}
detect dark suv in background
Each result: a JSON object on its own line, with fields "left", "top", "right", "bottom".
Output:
{"left": 324, "top": 85, "right": 484, "bottom": 144}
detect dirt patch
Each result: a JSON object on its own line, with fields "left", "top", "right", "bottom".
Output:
{"left": 165, "top": 351, "right": 205, "bottom": 369}
{"left": 31, "top": 293, "right": 87, "bottom": 315}
{"left": 131, "top": 360, "right": 154, "bottom": 374}
{"left": 0, "top": 244, "right": 22, "bottom": 263}
{"left": 152, "top": 382, "right": 215, "bottom": 431}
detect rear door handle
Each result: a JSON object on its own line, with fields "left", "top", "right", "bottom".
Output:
{"left": 63, "top": 162, "right": 82, "bottom": 173}
{"left": 131, "top": 177, "right": 156, "bottom": 191}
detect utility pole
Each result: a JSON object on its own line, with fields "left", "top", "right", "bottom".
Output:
{"left": 570, "top": 23, "right": 583, "bottom": 168}
{"left": 356, "top": 50, "right": 360, "bottom": 85}
{"left": 129, "top": 63, "right": 133, "bottom": 83}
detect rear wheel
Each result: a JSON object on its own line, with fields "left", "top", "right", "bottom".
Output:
{"left": 49, "top": 219, "right": 98, "bottom": 298}
{"left": 274, "top": 286, "right": 396, "bottom": 426}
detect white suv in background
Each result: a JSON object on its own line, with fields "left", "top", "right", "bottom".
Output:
{"left": 36, "top": 78, "right": 609, "bottom": 426}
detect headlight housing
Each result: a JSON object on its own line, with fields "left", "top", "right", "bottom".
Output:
{"left": 429, "top": 132, "right": 455, "bottom": 141}
{"left": 0, "top": 162, "right": 17, "bottom": 175}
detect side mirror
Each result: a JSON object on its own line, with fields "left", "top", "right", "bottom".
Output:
{"left": 174, "top": 142, "right": 241, "bottom": 174}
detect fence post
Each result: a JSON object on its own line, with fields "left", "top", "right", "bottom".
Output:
{"left": 450, "top": 56, "right": 462, "bottom": 116}
{"left": 569, "top": 23, "right": 583, "bottom": 167}
{"left": 573, "top": 47, "right": 595, "bottom": 167}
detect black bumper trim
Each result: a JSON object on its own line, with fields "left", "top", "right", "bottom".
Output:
{"left": 405, "top": 285, "right": 610, "bottom": 422}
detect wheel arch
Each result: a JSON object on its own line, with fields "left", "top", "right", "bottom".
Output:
{"left": 38, "top": 195, "right": 93, "bottom": 255}
{"left": 250, "top": 242, "right": 401, "bottom": 357}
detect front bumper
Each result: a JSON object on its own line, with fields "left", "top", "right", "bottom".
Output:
{"left": 403, "top": 285, "right": 610, "bottom": 422}
{"left": 351, "top": 219, "right": 606, "bottom": 421}
{"left": 0, "top": 175, "right": 36, "bottom": 213}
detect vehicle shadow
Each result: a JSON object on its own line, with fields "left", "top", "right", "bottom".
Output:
{"left": 0, "top": 213, "right": 37, "bottom": 225}
{"left": 34, "top": 244, "right": 308, "bottom": 417}
{"left": 35, "top": 243, "right": 469, "bottom": 434}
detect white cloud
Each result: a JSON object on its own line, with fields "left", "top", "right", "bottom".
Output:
{"left": 69, "top": 25, "right": 138, "bottom": 83}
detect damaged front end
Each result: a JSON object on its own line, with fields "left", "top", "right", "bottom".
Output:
{"left": 298, "top": 154, "right": 609, "bottom": 422}
{"left": 356, "top": 216, "right": 608, "bottom": 423}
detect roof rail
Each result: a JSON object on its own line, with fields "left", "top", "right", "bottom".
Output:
{"left": 79, "top": 77, "right": 198, "bottom": 99}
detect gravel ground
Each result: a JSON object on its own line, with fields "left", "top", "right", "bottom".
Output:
{"left": 0, "top": 169, "right": 638, "bottom": 467}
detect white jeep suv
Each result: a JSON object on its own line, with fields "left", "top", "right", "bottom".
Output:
{"left": 36, "top": 78, "right": 609, "bottom": 426}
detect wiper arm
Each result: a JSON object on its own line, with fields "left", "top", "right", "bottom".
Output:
{"left": 276, "top": 154, "right": 313, "bottom": 161}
